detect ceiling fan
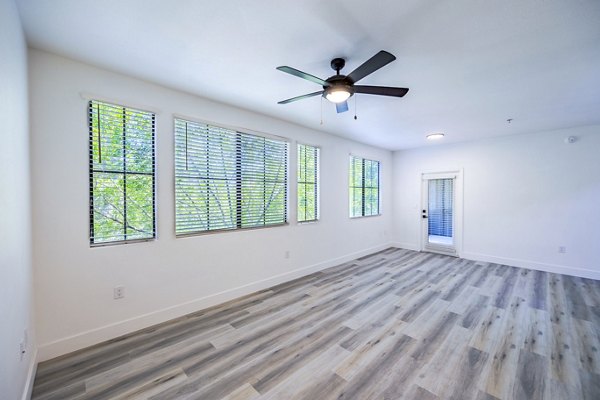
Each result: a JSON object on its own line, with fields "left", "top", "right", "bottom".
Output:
{"left": 277, "top": 50, "right": 409, "bottom": 113}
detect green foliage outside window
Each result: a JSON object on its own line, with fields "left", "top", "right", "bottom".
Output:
{"left": 349, "top": 156, "right": 380, "bottom": 217}
{"left": 174, "top": 119, "right": 288, "bottom": 234}
{"left": 89, "top": 101, "right": 155, "bottom": 244}
{"left": 297, "top": 144, "right": 319, "bottom": 222}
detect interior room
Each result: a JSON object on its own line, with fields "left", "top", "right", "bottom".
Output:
{"left": 1, "top": 0, "right": 599, "bottom": 399}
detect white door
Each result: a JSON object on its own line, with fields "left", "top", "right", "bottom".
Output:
{"left": 421, "top": 172, "right": 459, "bottom": 256}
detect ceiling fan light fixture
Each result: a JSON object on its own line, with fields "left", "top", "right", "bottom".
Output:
{"left": 325, "top": 86, "right": 352, "bottom": 103}
{"left": 277, "top": 51, "right": 408, "bottom": 111}
{"left": 426, "top": 133, "right": 445, "bottom": 140}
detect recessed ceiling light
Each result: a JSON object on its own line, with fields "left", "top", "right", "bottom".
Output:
{"left": 426, "top": 133, "right": 445, "bottom": 140}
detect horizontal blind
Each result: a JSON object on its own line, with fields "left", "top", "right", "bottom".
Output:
{"left": 349, "top": 155, "right": 380, "bottom": 217}
{"left": 174, "top": 118, "right": 288, "bottom": 235}
{"left": 428, "top": 178, "right": 453, "bottom": 237}
{"left": 364, "top": 158, "right": 380, "bottom": 216}
{"left": 349, "top": 155, "right": 363, "bottom": 217}
{"left": 89, "top": 100, "right": 156, "bottom": 245}
{"left": 297, "top": 144, "right": 319, "bottom": 222}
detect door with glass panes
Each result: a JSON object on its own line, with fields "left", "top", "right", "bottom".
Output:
{"left": 421, "top": 172, "right": 457, "bottom": 256}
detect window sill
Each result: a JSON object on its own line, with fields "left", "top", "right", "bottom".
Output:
{"left": 297, "top": 219, "right": 319, "bottom": 225}
{"left": 176, "top": 222, "right": 289, "bottom": 238}
{"left": 349, "top": 214, "right": 382, "bottom": 219}
{"left": 90, "top": 237, "right": 156, "bottom": 248}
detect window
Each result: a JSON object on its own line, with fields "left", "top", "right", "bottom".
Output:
{"left": 349, "top": 155, "right": 380, "bottom": 217}
{"left": 428, "top": 178, "right": 454, "bottom": 238}
{"left": 89, "top": 100, "right": 156, "bottom": 245}
{"left": 297, "top": 144, "right": 319, "bottom": 222}
{"left": 174, "top": 118, "right": 288, "bottom": 235}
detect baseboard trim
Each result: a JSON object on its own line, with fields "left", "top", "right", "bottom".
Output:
{"left": 21, "top": 348, "right": 38, "bottom": 400}
{"left": 37, "top": 242, "right": 394, "bottom": 362}
{"left": 392, "top": 242, "right": 420, "bottom": 251}
{"left": 461, "top": 251, "right": 600, "bottom": 280}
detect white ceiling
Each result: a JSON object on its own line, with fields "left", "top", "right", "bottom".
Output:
{"left": 17, "top": 0, "right": 600, "bottom": 150}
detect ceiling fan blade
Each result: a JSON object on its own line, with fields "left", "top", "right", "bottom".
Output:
{"left": 354, "top": 85, "right": 409, "bottom": 97}
{"left": 336, "top": 101, "right": 349, "bottom": 113}
{"left": 278, "top": 91, "right": 324, "bottom": 104}
{"left": 346, "top": 51, "right": 396, "bottom": 84}
{"left": 276, "top": 66, "right": 330, "bottom": 87}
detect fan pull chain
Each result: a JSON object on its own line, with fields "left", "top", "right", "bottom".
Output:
{"left": 320, "top": 97, "right": 324, "bottom": 125}
{"left": 354, "top": 95, "right": 358, "bottom": 120}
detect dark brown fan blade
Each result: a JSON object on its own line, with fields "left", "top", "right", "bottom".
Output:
{"left": 276, "top": 66, "right": 330, "bottom": 87}
{"left": 346, "top": 51, "right": 396, "bottom": 84}
{"left": 278, "top": 91, "right": 324, "bottom": 104}
{"left": 354, "top": 85, "right": 409, "bottom": 97}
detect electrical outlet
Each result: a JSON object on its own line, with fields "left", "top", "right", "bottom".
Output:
{"left": 284, "top": 250, "right": 290, "bottom": 259}
{"left": 19, "top": 329, "right": 28, "bottom": 361}
{"left": 113, "top": 286, "right": 125, "bottom": 299}
{"left": 558, "top": 246, "right": 567, "bottom": 254}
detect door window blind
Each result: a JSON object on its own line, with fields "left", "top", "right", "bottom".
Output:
{"left": 297, "top": 144, "right": 319, "bottom": 222}
{"left": 175, "top": 118, "right": 288, "bottom": 235}
{"left": 89, "top": 100, "right": 156, "bottom": 245}
{"left": 428, "top": 178, "right": 453, "bottom": 237}
{"left": 349, "top": 156, "right": 380, "bottom": 217}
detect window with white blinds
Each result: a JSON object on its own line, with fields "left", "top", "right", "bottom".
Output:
{"left": 297, "top": 144, "right": 319, "bottom": 223}
{"left": 349, "top": 155, "right": 380, "bottom": 218}
{"left": 428, "top": 178, "right": 453, "bottom": 238}
{"left": 89, "top": 100, "right": 156, "bottom": 245}
{"left": 174, "top": 118, "right": 288, "bottom": 235}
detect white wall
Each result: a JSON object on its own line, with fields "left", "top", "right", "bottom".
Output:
{"left": 29, "top": 49, "right": 393, "bottom": 361}
{"left": 0, "top": 0, "right": 36, "bottom": 398}
{"left": 392, "top": 126, "right": 600, "bottom": 279}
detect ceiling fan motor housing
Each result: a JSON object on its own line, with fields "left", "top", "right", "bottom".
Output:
{"left": 330, "top": 57, "right": 346, "bottom": 74}
{"left": 323, "top": 71, "right": 354, "bottom": 101}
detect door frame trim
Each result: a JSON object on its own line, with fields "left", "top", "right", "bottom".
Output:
{"left": 420, "top": 169, "right": 464, "bottom": 257}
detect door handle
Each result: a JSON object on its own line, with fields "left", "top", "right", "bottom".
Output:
{"left": 422, "top": 215, "right": 428, "bottom": 219}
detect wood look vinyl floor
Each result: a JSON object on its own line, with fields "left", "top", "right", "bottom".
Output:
{"left": 32, "top": 248, "right": 600, "bottom": 400}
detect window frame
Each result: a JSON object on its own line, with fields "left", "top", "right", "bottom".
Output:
{"left": 297, "top": 142, "right": 320, "bottom": 224}
{"left": 88, "top": 100, "right": 157, "bottom": 247}
{"left": 173, "top": 116, "right": 289, "bottom": 237}
{"left": 349, "top": 155, "right": 381, "bottom": 218}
